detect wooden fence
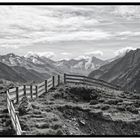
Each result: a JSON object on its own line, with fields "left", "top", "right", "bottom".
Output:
{"left": 7, "top": 91, "right": 25, "bottom": 135}
{"left": 8, "top": 75, "right": 60, "bottom": 104}
{"left": 6, "top": 73, "right": 120, "bottom": 135}
{"left": 6, "top": 74, "right": 61, "bottom": 135}
{"left": 64, "top": 73, "right": 121, "bottom": 90}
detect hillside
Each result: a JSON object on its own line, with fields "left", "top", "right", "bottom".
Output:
{"left": 15, "top": 84, "right": 140, "bottom": 135}
{"left": 0, "top": 61, "right": 52, "bottom": 84}
{"left": 11, "top": 66, "right": 50, "bottom": 83}
{"left": 0, "top": 53, "right": 63, "bottom": 78}
{"left": 89, "top": 49, "right": 140, "bottom": 92}
{"left": 0, "top": 62, "right": 26, "bottom": 83}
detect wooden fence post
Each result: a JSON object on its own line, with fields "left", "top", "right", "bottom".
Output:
{"left": 15, "top": 111, "right": 17, "bottom": 133}
{"left": 6, "top": 91, "right": 8, "bottom": 109}
{"left": 83, "top": 76, "right": 86, "bottom": 85}
{"left": 23, "top": 85, "right": 26, "bottom": 96}
{"left": 16, "top": 87, "right": 19, "bottom": 104}
{"left": 9, "top": 100, "right": 11, "bottom": 115}
{"left": 36, "top": 85, "right": 38, "bottom": 98}
{"left": 30, "top": 85, "right": 33, "bottom": 99}
{"left": 58, "top": 75, "right": 60, "bottom": 86}
{"left": 64, "top": 73, "right": 66, "bottom": 84}
{"left": 52, "top": 76, "right": 55, "bottom": 88}
{"left": 45, "top": 80, "right": 48, "bottom": 92}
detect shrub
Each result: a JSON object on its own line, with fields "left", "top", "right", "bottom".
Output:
{"left": 45, "top": 107, "right": 52, "bottom": 112}
{"left": 101, "top": 105, "right": 110, "bottom": 110}
{"left": 36, "top": 128, "right": 56, "bottom": 135}
{"left": 105, "top": 99, "right": 119, "bottom": 105}
{"left": 51, "top": 122, "right": 62, "bottom": 130}
{"left": 89, "top": 100, "right": 98, "bottom": 105}
{"left": 133, "top": 101, "right": 140, "bottom": 108}
{"left": 52, "top": 91, "right": 62, "bottom": 99}
{"left": 55, "top": 129, "right": 64, "bottom": 135}
{"left": 90, "top": 91, "right": 98, "bottom": 100}
{"left": 33, "top": 110, "right": 42, "bottom": 115}
{"left": 124, "top": 91, "right": 130, "bottom": 94}
{"left": 120, "top": 93, "right": 126, "bottom": 98}
{"left": 20, "top": 120, "right": 30, "bottom": 131}
{"left": 116, "top": 99, "right": 123, "bottom": 103}
{"left": 116, "top": 105, "right": 126, "bottom": 111}
{"left": 126, "top": 105, "right": 139, "bottom": 114}
{"left": 90, "top": 104, "right": 101, "bottom": 109}
{"left": 35, "top": 122, "right": 49, "bottom": 129}
{"left": 58, "top": 87, "right": 64, "bottom": 92}
{"left": 0, "top": 86, "right": 4, "bottom": 90}
{"left": 90, "top": 110, "right": 103, "bottom": 117}
{"left": 2, "top": 108, "right": 8, "bottom": 113}
{"left": 117, "top": 102, "right": 123, "bottom": 106}
{"left": 68, "top": 86, "right": 99, "bottom": 101}
{"left": 98, "top": 98, "right": 105, "bottom": 103}
{"left": 31, "top": 103, "right": 40, "bottom": 109}
{"left": 133, "top": 95, "right": 140, "bottom": 99}
{"left": 18, "top": 96, "right": 32, "bottom": 115}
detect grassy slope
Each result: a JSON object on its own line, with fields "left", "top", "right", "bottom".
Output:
{"left": 0, "top": 91, "right": 15, "bottom": 135}
{"left": 16, "top": 84, "right": 140, "bottom": 135}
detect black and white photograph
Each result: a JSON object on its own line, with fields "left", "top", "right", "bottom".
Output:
{"left": 1, "top": 3, "right": 140, "bottom": 136}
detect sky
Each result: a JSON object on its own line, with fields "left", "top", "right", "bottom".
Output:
{"left": 0, "top": 5, "right": 140, "bottom": 60}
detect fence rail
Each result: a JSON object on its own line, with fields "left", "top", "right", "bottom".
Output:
{"left": 8, "top": 75, "right": 61, "bottom": 104}
{"left": 6, "top": 74, "right": 61, "bottom": 135}
{"left": 7, "top": 91, "right": 24, "bottom": 135}
{"left": 64, "top": 73, "right": 121, "bottom": 90}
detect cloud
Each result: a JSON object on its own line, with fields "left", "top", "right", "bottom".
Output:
{"left": 0, "top": 44, "right": 20, "bottom": 49}
{"left": 61, "top": 52, "right": 71, "bottom": 55}
{"left": 74, "top": 50, "right": 103, "bottom": 60}
{"left": 113, "top": 6, "right": 140, "bottom": 19}
{"left": 74, "top": 55, "right": 90, "bottom": 60}
{"left": 115, "top": 31, "right": 140, "bottom": 37}
{"left": 85, "top": 50, "right": 103, "bottom": 57}
{"left": 114, "top": 47, "right": 137, "bottom": 56}
{"left": 33, "top": 30, "right": 111, "bottom": 43}
{"left": 37, "top": 52, "right": 56, "bottom": 59}
{"left": 0, "top": 6, "right": 111, "bottom": 49}
{"left": 25, "top": 51, "right": 56, "bottom": 59}
{"left": 1, "top": 6, "right": 140, "bottom": 61}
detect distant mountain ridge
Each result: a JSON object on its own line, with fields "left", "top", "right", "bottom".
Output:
{"left": 0, "top": 53, "right": 106, "bottom": 76}
{"left": 0, "top": 53, "right": 63, "bottom": 77}
{"left": 89, "top": 49, "right": 140, "bottom": 92}
{"left": 56, "top": 56, "right": 106, "bottom": 75}
{"left": 0, "top": 53, "right": 61, "bottom": 83}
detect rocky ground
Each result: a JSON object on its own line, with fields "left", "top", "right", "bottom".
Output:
{"left": 14, "top": 83, "right": 140, "bottom": 136}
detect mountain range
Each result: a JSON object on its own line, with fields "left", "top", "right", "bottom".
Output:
{"left": 0, "top": 53, "right": 62, "bottom": 83}
{"left": 56, "top": 56, "right": 106, "bottom": 75}
{"left": 0, "top": 53, "right": 105, "bottom": 83}
{"left": 1, "top": 49, "right": 139, "bottom": 93}
{"left": 89, "top": 49, "right": 140, "bottom": 92}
